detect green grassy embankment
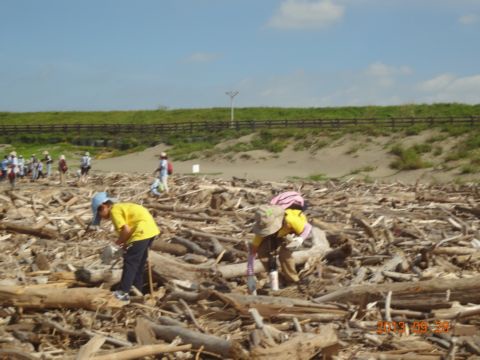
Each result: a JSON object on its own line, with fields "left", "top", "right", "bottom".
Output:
{"left": 1, "top": 103, "right": 479, "bottom": 124}
{"left": 1, "top": 103, "right": 479, "bottom": 173}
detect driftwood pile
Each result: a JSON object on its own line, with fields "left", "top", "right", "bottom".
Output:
{"left": 0, "top": 173, "right": 479, "bottom": 359}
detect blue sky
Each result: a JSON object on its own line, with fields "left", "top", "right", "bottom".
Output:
{"left": 1, "top": 0, "right": 479, "bottom": 111}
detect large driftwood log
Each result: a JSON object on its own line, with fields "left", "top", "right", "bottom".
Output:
{"left": 75, "top": 249, "right": 213, "bottom": 287}
{"left": 0, "top": 350, "right": 37, "bottom": 360}
{"left": 433, "top": 247, "right": 479, "bottom": 256}
{"left": 146, "top": 320, "right": 248, "bottom": 359}
{"left": 74, "top": 269, "right": 122, "bottom": 285}
{"left": 250, "top": 324, "right": 338, "bottom": 360}
{"left": 151, "top": 239, "right": 187, "bottom": 256}
{"left": 171, "top": 235, "right": 211, "bottom": 257}
{"left": 181, "top": 227, "right": 243, "bottom": 244}
{"left": 212, "top": 291, "right": 347, "bottom": 320}
{"left": 149, "top": 250, "right": 213, "bottom": 283}
{"left": 42, "top": 319, "right": 131, "bottom": 347}
{"left": 355, "top": 353, "right": 442, "bottom": 360}
{"left": 0, "top": 285, "right": 125, "bottom": 310}
{"left": 76, "top": 334, "right": 106, "bottom": 360}
{"left": 217, "top": 246, "right": 329, "bottom": 279}
{"left": 91, "top": 344, "right": 192, "bottom": 360}
{"left": 0, "top": 221, "right": 59, "bottom": 239}
{"left": 314, "top": 275, "right": 480, "bottom": 304}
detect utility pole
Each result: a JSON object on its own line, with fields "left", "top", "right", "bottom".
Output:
{"left": 225, "top": 91, "right": 239, "bottom": 128}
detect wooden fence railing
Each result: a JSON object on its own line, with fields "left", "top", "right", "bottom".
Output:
{"left": 0, "top": 116, "right": 479, "bottom": 135}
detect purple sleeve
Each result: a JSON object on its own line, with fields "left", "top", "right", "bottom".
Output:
{"left": 300, "top": 222, "right": 312, "bottom": 240}
{"left": 247, "top": 249, "right": 256, "bottom": 276}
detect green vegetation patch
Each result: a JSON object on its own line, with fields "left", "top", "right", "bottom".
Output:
{"left": 444, "top": 130, "right": 480, "bottom": 164}
{"left": 389, "top": 144, "right": 432, "bottom": 170}
{"left": 349, "top": 165, "right": 377, "bottom": 175}
{"left": 308, "top": 173, "right": 329, "bottom": 181}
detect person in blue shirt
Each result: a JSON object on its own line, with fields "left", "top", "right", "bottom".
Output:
{"left": 1, "top": 156, "right": 9, "bottom": 181}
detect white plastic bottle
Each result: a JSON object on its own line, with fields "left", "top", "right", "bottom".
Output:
{"left": 269, "top": 270, "right": 279, "bottom": 291}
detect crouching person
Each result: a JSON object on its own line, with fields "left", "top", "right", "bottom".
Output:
{"left": 247, "top": 205, "right": 329, "bottom": 294}
{"left": 150, "top": 177, "right": 164, "bottom": 196}
{"left": 91, "top": 192, "right": 160, "bottom": 301}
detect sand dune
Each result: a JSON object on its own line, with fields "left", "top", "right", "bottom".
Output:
{"left": 94, "top": 133, "right": 476, "bottom": 183}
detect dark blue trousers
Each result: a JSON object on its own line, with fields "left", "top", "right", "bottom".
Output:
{"left": 119, "top": 237, "right": 154, "bottom": 294}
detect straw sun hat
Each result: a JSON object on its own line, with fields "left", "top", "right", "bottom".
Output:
{"left": 251, "top": 205, "right": 285, "bottom": 237}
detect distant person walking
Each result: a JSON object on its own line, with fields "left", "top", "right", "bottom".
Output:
{"left": 30, "top": 154, "right": 38, "bottom": 181}
{"left": 58, "top": 155, "right": 68, "bottom": 185}
{"left": 0, "top": 155, "right": 8, "bottom": 181}
{"left": 17, "top": 155, "right": 25, "bottom": 178}
{"left": 43, "top": 151, "right": 53, "bottom": 177}
{"left": 80, "top": 151, "right": 91, "bottom": 184}
{"left": 7, "top": 151, "right": 18, "bottom": 189}
{"left": 37, "top": 160, "right": 45, "bottom": 179}
{"left": 153, "top": 152, "right": 169, "bottom": 194}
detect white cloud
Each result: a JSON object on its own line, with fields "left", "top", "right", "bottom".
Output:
{"left": 459, "top": 14, "right": 478, "bottom": 25}
{"left": 232, "top": 65, "right": 480, "bottom": 108}
{"left": 365, "top": 62, "right": 413, "bottom": 77}
{"left": 417, "top": 73, "right": 455, "bottom": 92}
{"left": 267, "top": 0, "right": 345, "bottom": 29}
{"left": 183, "top": 52, "right": 220, "bottom": 63}
{"left": 363, "top": 62, "right": 413, "bottom": 89}
{"left": 235, "top": 63, "right": 414, "bottom": 107}
{"left": 418, "top": 73, "right": 480, "bottom": 103}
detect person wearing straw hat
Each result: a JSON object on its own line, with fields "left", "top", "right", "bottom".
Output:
{"left": 247, "top": 204, "right": 316, "bottom": 294}
{"left": 91, "top": 192, "right": 160, "bottom": 301}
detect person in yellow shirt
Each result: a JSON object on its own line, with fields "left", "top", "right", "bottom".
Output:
{"left": 247, "top": 204, "right": 313, "bottom": 294}
{"left": 91, "top": 192, "right": 160, "bottom": 301}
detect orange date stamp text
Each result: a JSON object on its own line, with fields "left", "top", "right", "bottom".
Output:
{"left": 377, "top": 320, "right": 450, "bottom": 335}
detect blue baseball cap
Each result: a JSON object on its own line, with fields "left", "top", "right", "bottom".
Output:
{"left": 91, "top": 192, "right": 115, "bottom": 225}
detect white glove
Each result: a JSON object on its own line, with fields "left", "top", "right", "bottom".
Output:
{"left": 285, "top": 234, "right": 304, "bottom": 249}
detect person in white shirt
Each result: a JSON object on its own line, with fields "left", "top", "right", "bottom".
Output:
{"left": 43, "top": 151, "right": 53, "bottom": 177}
{"left": 80, "top": 151, "right": 92, "bottom": 184}
{"left": 153, "top": 152, "right": 169, "bottom": 193}
{"left": 17, "top": 155, "right": 25, "bottom": 178}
